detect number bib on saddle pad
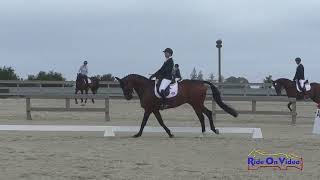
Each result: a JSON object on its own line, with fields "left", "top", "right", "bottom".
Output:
{"left": 154, "top": 79, "right": 178, "bottom": 99}
{"left": 296, "top": 80, "right": 311, "bottom": 92}
{"left": 82, "top": 78, "right": 91, "bottom": 84}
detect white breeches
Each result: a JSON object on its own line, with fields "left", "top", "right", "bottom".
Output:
{"left": 298, "top": 80, "right": 305, "bottom": 87}
{"left": 159, "top": 79, "right": 171, "bottom": 91}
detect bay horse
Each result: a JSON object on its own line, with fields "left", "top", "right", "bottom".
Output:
{"left": 272, "top": 78, "right": 320, "bottom": 111}
{"left": 75, "top": 74, "right": 100, "bottom": 104}
{"left": 115, "top": 74, "right": 238, "bottom": 138}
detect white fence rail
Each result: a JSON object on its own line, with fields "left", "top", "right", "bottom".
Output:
{"left": 15, "top": 94, "right": 297, "bottom": 124}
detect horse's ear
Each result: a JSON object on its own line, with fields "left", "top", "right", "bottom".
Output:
{"left": 115, "top": 77, "right": 121, "bottom": 82}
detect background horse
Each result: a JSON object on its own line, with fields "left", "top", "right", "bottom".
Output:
{"left": 75, "top": 75, "right": 99, "bottom": 104}
{"left": 272, "top": 78, "right": 320, "bottom": 110}
{"left": 115, "top": 74, "right": 238, "bottom": 138}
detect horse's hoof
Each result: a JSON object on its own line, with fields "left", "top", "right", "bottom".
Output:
{"left": 169, "top": 134, "right": 174, "bottom": 138}
{"left": 214, "top": 129, "right": 220, "bottom": 134}
{"left": 132, "top": 134, "right": 141, "bottom": 138}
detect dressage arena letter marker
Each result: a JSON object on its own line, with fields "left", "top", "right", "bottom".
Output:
{"left": 312, "top": 109, "right": 320, "bottom": 135}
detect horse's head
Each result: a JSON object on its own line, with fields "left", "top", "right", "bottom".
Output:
{"left": 115, "top": 76, "right": 134, "bottom": 100}
{"left": 272, "top": 78, "right": 296, "bottom": 96}
{"left": 271, "top": 79, "right": 282, "bottom": 95}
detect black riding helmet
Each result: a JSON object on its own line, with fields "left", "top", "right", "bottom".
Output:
{"left": 163, "top": 48, "right": 173, "bottom": 55}
{"left": 295, "top": 57, "right": 301, "bottom": 63}
{"left": 84, "top": 60, "right": 88, "bottom": 64}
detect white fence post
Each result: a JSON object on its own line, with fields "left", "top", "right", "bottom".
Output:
{"left": 26, "top": 98, "right": 32, "bottom": 120}
{"left": 105, "top": 97, "right": 110, "bottom": 121}
{"left": 65, "top": 98, "right": 70, "bottom": 109}
{"left": 252, "top": 100, "right": 256, "bottom": 113}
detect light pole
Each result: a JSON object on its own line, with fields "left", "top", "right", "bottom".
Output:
{"left": 216, "top": 39, "right": 222, "bottom": 83}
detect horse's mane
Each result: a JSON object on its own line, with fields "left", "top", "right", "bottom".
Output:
{"left": 276, "top": 78, "right": 291, "bottom": 81}
{"left": 123, "top": 74, "right": 150, "bottom": 81}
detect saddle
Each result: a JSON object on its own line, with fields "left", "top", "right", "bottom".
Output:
{"left": 154, "top": 80, "right": 178, "bottom": 99}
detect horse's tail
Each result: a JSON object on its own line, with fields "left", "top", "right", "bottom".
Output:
{"left": 203, "top": 81, "right": 238, "bottom": 117}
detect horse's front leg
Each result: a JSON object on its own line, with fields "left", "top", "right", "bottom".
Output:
{"left": 91, "top": 89, "right": 95, "bottom": 104}
{"left": 85, "top": 89, "right": 88, "bottom": 104}
{"left": 153, "top": 110, "right": 173, "bottom": 137}
{"left": 75, "top": 89, "right": 79, "bottom": 104}
{"left": 80, "top": 90, "right": 84, "bottom": 103}
{"left": 133, "top": 110, "right": 151, "bottom": 138}
{"left": 287, "top": 102, "right": 293, "bottom": 112}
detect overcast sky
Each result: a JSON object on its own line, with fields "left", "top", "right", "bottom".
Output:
{"left": 0, "top": 0, "right": 319, "bottom": 82}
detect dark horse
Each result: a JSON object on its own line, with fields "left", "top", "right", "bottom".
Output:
{"left": 115, "top": 74, "right": 238, "bottom": 138}
{"left": 75, "top": 74, "right": 100, "bottom": 104}
{"left": 272, "top": 78, "right": 320, "bottom": 111}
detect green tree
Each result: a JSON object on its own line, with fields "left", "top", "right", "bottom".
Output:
{"left": 95, "top": 74, "right": 115, "bottom": 81}
{"left": 190, "top": 67, "right": 197, "bottom": 80}
{"left": 262, "top": 75, "right": 273, "bottom": 88}
{"left": 263, "top": 75, "right": 273, "bottom": 84}
{"left": 0, "top": 66, "right": 20, "bottom": 80}
{"left": 224, "top": 76, "right": 249, "bottom": 88}
{"left": 197, "top": 71, "right": 203, "bottom": 80}
{"left": 28, "top": 71, "right": 65, "bottom": 81}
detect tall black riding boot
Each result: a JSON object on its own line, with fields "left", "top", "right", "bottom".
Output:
{"left": 160, "top": 90, "right": 167, "bottom": 110}
{"left": 84, "top": 76, "right": 89, "bottom": 86}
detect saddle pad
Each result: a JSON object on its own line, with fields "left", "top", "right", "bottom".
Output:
{"left": 296, "top": 80, "right": 311, "bottom": 92}
{"left": 154, "top": 80, "right": 178, "bottom": 98}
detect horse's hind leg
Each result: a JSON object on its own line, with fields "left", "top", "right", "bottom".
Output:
{"left": 191, "top": 105, "right": 206, "bottom": 133}
{"left": 203, "top": 107, "right": 219, "bottom": 134}
{"left": 133, "top": 110, "right": 151, "bottom": 138}
{"left": 153, "top": 110, "right": 174, "bottom": 138}
{"left": 75, "top": 89, "right": 79, "bottom": 104}
{"left": 287, "top": 102, "right": 292, "bottom": 112}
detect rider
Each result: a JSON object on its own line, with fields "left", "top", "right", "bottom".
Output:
{"left": 293, "top": 57, "right": 306, "bottom": 95}
{"left": 78, "top": 60, "right": 89, "bottom": 85}
{"left": 172, "top": 64, "right": 182, "bottom": 82}
{"left": 149, "top": 48, "right": 174, "bottom": 109}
